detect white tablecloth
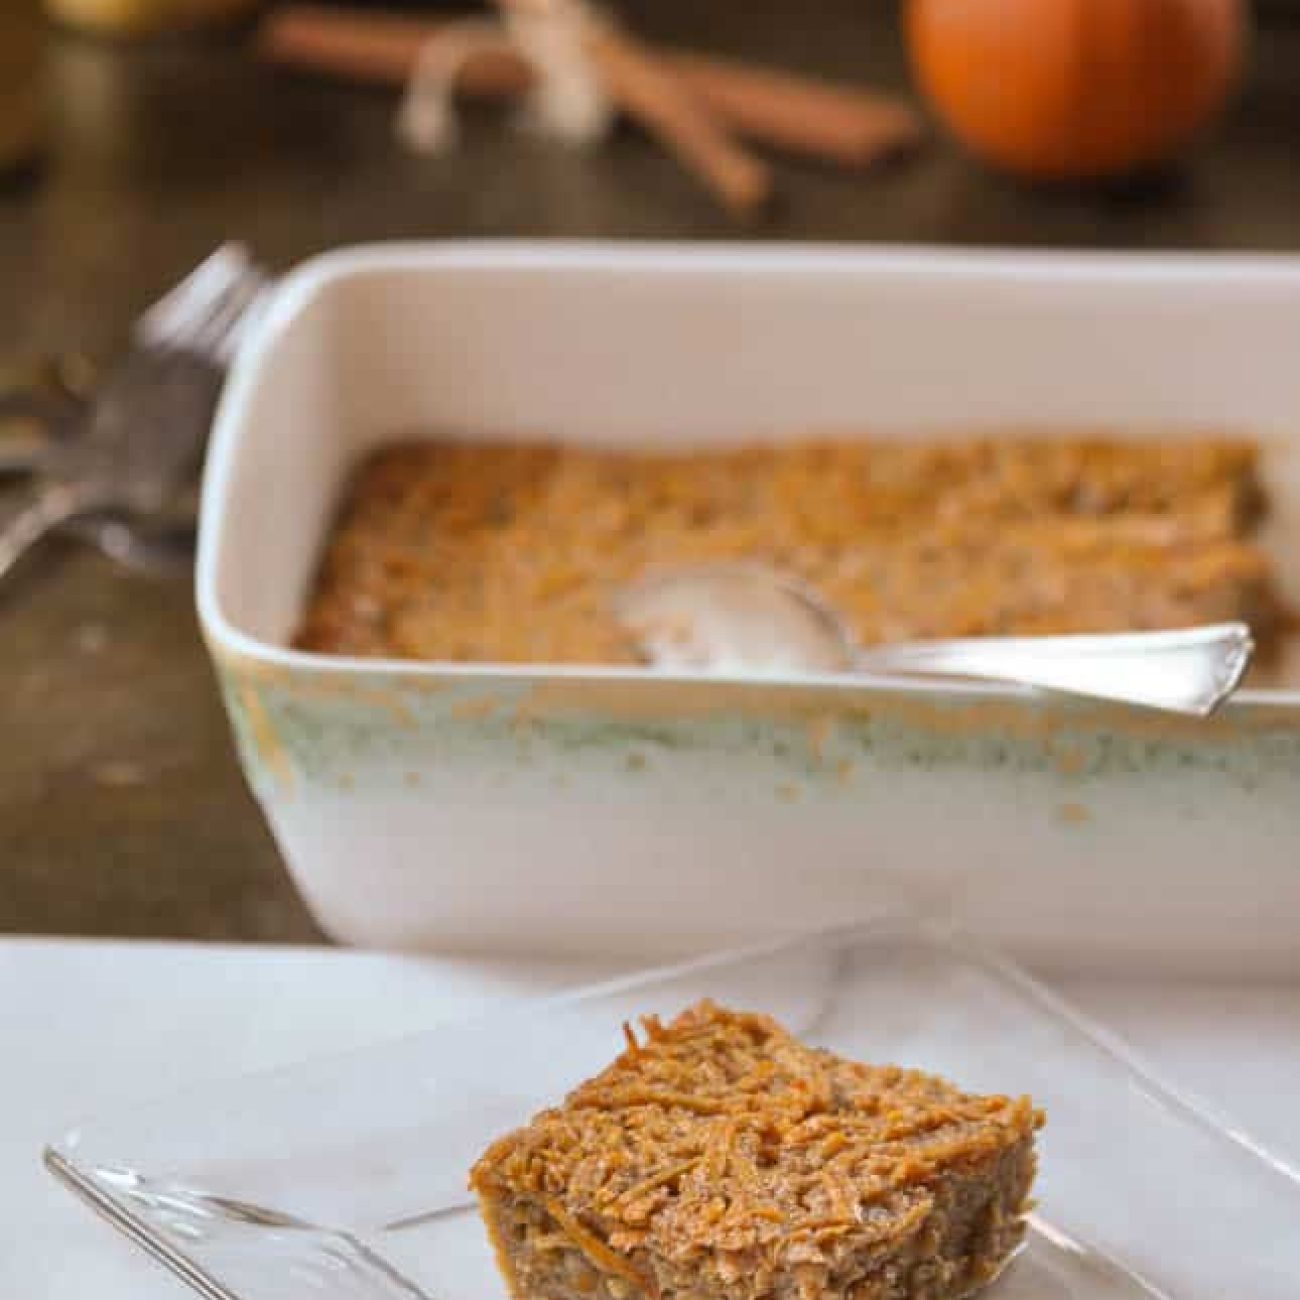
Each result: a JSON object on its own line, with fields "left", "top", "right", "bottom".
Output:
{"left": 3, "top": 939, "right": 1297, "bottom": 1297}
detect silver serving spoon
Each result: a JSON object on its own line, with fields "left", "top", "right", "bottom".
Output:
{"left": 615, "top": 563, "right": 1254, "bottom": 717}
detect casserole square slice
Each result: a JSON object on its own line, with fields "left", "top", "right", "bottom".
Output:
{"left": 472, "top": 1001, "right": 1043, "bottom": 1300}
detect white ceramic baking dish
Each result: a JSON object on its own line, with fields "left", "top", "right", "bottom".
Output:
{"left": 198, "top": 242, "right": 1300, "bottom": 976}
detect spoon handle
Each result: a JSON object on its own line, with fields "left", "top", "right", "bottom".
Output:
{"left": 854, "top": 623, "right": 1254, "bottom": 717}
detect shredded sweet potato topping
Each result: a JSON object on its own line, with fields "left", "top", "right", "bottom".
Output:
{"left": 471, "top": 1001, "right": 1043, "bottom": 1273}
{"left": 296, "top": 436, "right": 1276, "bottom": 664}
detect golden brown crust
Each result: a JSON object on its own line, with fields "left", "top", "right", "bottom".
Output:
{"left": 471, "top": 1001, "right": 1043, "bottom": 1291}
{"left": 295, "top": 435, "right": 1276, "bottom": 663}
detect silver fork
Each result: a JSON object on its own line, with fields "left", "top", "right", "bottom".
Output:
{"left": 0, "top": 245, "right": 270, "bottom": 587}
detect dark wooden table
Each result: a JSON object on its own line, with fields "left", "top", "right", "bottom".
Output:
{"left": 4, "top": 2, "right": 1300, "bottom": 943}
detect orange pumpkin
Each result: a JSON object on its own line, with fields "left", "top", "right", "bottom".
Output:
{"left": 906, "top": 0, "right": 1246, "bottom": 181}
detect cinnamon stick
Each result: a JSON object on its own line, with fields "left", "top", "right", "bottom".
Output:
{"left": 581, "top": 20, "right": 772, "bottom": 216}
{"left": 260, "top": 8, "right": 531, "bottom": 99}
{"left": 666, "top": 49, "right": 922, "bottom": 167}
{"left": 257, "top": 6, "right": 921, "bottom": 169}
{"left": 495, "top": 0, "right": 774, "bottom": 216}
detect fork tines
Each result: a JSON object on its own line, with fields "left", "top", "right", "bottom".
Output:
{"left": 134, "top": 244, "right": 272, "bottom": 366}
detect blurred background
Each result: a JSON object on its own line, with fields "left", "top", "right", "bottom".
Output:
{"left": 4, "top": 0, "right": 1300, "bottom": 944}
